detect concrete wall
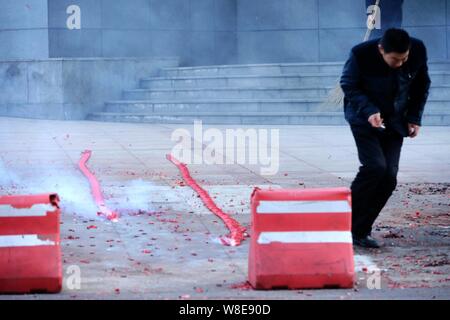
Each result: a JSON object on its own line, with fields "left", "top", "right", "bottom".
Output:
{"left": 403, "top": 0, "right": 449, "bottom": 61}
{"left": 0, "top": 57, "right": 179, "bottom": 120}
{"left": 236, "top": 0, "right": 450, "bottom": 63}
{"left": 0, "top": 0, "right": 49, "bottom": 59}
{"left": 47, "top": 0, "right": 237, "bottom": 66}
{"left": 1, "top": 0, "right": 446, "bottom": 64}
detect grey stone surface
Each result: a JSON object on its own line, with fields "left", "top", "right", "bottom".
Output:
{"left": 319, "top": 28, "right": 368, "bottom": 62}
{"left": 61, "top": 58, "right": 179, "bottom": 118}
{"left": 102, "top": 30, "right": 153, "bottom": 57}
{"left": 238, "top": 30, "right": 320, "bottom": 63}
{"left": 0, "top": 57, "right": 179, "bottom": 120}
{"left": 191, "top": 0, "right": 216, "bottom": 31}
{"left": 189, "top": 32, "right": 217, "bottom": 66}
{"left": 237, "top": 0, "right": 282, "bottom": 31}
{"left": 0, "top": 104, "right": 6, "bottom": 116}
{"left": 89, "top": 111, "right": 450, "bottom": 126}
{"left": 3, "top": 103, "right": 70, "bottom": 120}
{"left": 91, "top": 60, "right": 450, "bottom": 125}
{"left": 149, "top": 30, "right": 189, "bottom": 60}
{"left": 235, "top": 0, "right": 450, "bottom": 63}
{"left": 284, "top": 0, "right": 319, "bottom": 29}
{"left": 215, "top": 0, "right": 237, "bottom": 31}
{"left": 103, "top": 0, "right": 152, "bottom": 29}
{"left": 406, "top": 26, "right": 448, "bottom": 61}
{"left": 0, "top": 0, "right": 48, "bottom": 29}
{"left": 0, "top": 0, "right": 49, "bottom": 59}
{"left": 28, "top": 60, "right": 64, "bottom": 104}
{"left": 403, "top": 0, "right": 446, "bottom": 27}
{"left": 149, "top": 0, "right": 190, "bottom": 30}
{"left": 237, "top": 0, "right": 318, "bottom": 30}
{"left": 448, "top": 0, "right": 450, "bottom": 24}
{"left": 318, "top": 0, "right": 367, "bottom": 28}
{"left": 448, "top": 26, "right": 450, "bottom": 60}
{"left": 3, "top": 57, "right": 448, "bottom": 123}
{"left": 214, "top": 32, "right": 238, "bottom": 65}
{"left": 0, "top": 62, "right": 28, "bottom": 104}
{"left": 0, "top": 29, "right": 49, "bottom": 60}
{"left": 49, "top": 29, "right": 103, "bottom": 58}
{"left": 2, "top": 0, "right": 449, "bottom": 63}
{"left": 45, "top": 0, "right": 238, "bottom": 65}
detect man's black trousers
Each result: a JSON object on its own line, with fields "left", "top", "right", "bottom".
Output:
{"left": 350, "top": 124, "right": 404, "bottom": 238}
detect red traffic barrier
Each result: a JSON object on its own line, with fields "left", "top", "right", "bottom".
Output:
{"left": 248, "top": 187, "right": 354, "bottom": 289}
{"left": 0, "top": 194, "right": 62, "bottom": 294}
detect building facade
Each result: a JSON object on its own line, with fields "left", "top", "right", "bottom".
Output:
{"left": 1, "top": 0, "right": 449, "bottom": 65}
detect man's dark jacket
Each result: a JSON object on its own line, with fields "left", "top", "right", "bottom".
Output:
{"left": 340, "top": 38, "right": 431, "bottom": 137}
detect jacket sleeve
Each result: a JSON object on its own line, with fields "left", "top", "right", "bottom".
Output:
{"left": 340, "top": 51, "right": 380, "bottom": 120}
{"left": 406, "top": 45, "right": 431, "bottom": 126}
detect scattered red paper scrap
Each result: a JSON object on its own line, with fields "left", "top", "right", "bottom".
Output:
{"left": 230, "top": 281, "right": 253, "bottom": 291}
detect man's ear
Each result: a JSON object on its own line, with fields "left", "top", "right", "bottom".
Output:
{"left": 378, "top": 44, "right": 385, "bottom": 55}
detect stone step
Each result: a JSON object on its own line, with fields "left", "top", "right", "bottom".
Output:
{"left": 429, "top": 85, "right": 450, "bottom": 100}
{"left": 160, "top": 62, "right": 345, "bottom": 77}
{"left": 140, "top": 73, "right": 340, "bottom": 89}
{"left": 140, "top": 72, "right": 450, "bottom": 89}
{"left": 123, "top": 85, "right": 450, "bottom": 100}
{"left": 123, "top": 87, "right": 334, "bottom": 100}
{"left": 88, "top": 111, "right": 450, "bottom": 126}
{"left": 89, "top": 111, "right": 348, "bottom": 125}
{"left": 160, "top": 61, "right": 450, "bottom": 77}
{"left": 104, "top": 99, "right": 450, "bottom": 114}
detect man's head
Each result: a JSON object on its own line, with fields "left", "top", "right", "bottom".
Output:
{"left": 378, "top": 28, "right": 411, "bottom": 69}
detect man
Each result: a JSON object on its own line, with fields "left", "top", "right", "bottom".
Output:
{"left": 340, "top": 28, "right": 431, "bottom": 248}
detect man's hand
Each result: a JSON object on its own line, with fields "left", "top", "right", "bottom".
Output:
{"left": 408, "top": 123, "right": 420, "bottom": 138}
{"left": 368, "top": 113, "right": 384, "bottom": 128}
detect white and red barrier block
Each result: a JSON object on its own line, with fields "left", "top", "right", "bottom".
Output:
{"left": 248, "top": 187, "right": 355, "bottom": 289}
{"left": 0, "top": 194, "right": 62, "bottom": 294}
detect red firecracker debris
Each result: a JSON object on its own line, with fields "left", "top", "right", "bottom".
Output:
{"left": 230, "top": 281, "right": 253, "bottom": 291}
{"left": 166, "top": 154, "right": 246, "bottom": 246}
{"left": 78, "top": 150, "right": 119, "bottom": 222}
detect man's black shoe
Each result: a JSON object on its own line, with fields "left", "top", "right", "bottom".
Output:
{"left": 352, "top": 235, "right": 380, "bottom": 248}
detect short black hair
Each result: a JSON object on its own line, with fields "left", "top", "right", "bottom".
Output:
{"left": 380, "top": 28, "right": 411, "bottom": 53}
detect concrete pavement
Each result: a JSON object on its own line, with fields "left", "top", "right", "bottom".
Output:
{"left": 0, "top": 117, "right": 449, "bottom": 299}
